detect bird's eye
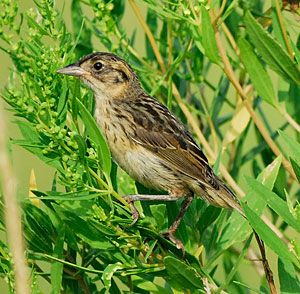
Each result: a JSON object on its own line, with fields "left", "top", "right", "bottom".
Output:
{"left": 93, "top": 62, "right": 103, "bottom": 71}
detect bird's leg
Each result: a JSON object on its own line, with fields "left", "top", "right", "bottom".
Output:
{"left": 123, "top": 193, "right": 194, "bottom": 252}
{"left": 123, "top": 194, "right": 179, "bottom": 226}
{"left": 166, "top": 194, "right": 194, "bottom": 235}
{"left": 163, "top": 194, "right": 194, "bottom": 252}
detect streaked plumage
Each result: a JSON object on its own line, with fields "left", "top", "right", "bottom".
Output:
{"left": 57, "top": 52, "right": 243, "bottom": 246}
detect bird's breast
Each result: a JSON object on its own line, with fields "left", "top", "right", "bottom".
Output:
{"left": 93, "top": 101, "right": 182, "bottom": 191}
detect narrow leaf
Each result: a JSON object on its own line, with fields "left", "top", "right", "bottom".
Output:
{"left": 58, "top": 209, "right": 114, "bottom": 250}
{"left": 201, "top": 6, "right": 220, "bottom": 64}
{"left": 222, "top": 102, "right": 251, "bottom": 146}
{"left": 245, "top": 177, "right": 300, "bottom": 233}
{"left": 76, "top": 98, "right": 111, "bottom": 176}
{"left": 102, "top": 263, "right": 123, "bottom": 290}
{"left": 244, "top": 11, "right": 300, "bottom": 85}
{"left": 239, "top": 38, "right": 276, "bottom": 106}
{"left": 71, "top": 0, "right": 92, "bottom": 56}
{"left": 164, "top": 256, "right": 203, "bottom": 290}
{"left": 51, "top": 226, "right": 65, "bottom": 294}
{"left": 242, "top": 203, "right": 299, "bottom": 267}
{"left": 278, "top": 258, "right": 300, "bottom": 294}
{"left": 257, "top": 155, "right": 282, "bottom": 190}
{"left": 290, "top": 158, "right": 300, "bottom": 183}
{"left": 279, "top": 131, "right": 300, "bottom": 165}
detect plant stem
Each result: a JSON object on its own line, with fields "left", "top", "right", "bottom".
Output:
{"left": 88, "top": 167, "right": 129, "bottom": 208}
{"left": 0, "top": 105, "right": 30, "bottom": 294}
{"left": 274, "top": 0, "right": 294, "bottom": 58}
{"left": 278, "top": 107, "right": 300, "bottom": 133}
{"left": 213, "top": 0, "right": 228, "bottom": 26}
{"left": 128, "top": 0, "right": 166, "bottom": 72}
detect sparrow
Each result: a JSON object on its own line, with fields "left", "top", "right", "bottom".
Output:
{"left": 57, "top": 52, "right": 242, "bottom": 249}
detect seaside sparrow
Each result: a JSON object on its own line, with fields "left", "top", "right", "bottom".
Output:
{"left": 57, "top": 52, "right": 243, "bottom": 249}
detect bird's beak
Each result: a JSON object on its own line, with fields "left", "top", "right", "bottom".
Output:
{"left": 56, "top": 63, "right": 86, "bottom": 77}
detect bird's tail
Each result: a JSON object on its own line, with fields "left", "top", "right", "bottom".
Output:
{"left": 214, "top": 178, "right": 245, "bottom": 216}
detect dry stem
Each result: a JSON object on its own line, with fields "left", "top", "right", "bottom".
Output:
{"left": 0, "top": 105, "right": 30, "bottom": 294}
{"left": 274, "top": 0, "right": 294, "bottom": 58}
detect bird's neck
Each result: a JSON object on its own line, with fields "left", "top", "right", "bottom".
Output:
{"left": 94, "top": 81, "right": 143, "bottom": 103}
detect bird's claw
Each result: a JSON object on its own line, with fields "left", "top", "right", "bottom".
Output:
{"left": 124, "top": 197, "right": 140, "bottom": 226}
{"left": 162, "top": 230, "right": 185, "bottom": 256}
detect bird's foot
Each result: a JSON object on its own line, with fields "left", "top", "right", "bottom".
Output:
{"left": 162, "top": 229, "right": 185, "bottom": 256}
{"left": 124, "top": 197, "right": 139, "bottom": 226}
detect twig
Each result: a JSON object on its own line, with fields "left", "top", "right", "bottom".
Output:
{"left": 279, "top": 107, "right": 300, "bottom": 133}
{"left": 221, "top": 22, "right": 239, "bottom": 54}
{"left": 254, "top": 231, "right": 277, "bottom": 294}
{"left": 0, "top": 104, "right": 30, "bottom": 294}
{"left": 274, "top": 0, "right": 294, "bottom": 58}
{"left": 128, "top": 0, "right": 166, "bottom": 72}
{"left": 212, "top": 0, "right": 228, "bottom": 26}
{"left": 88, "top": 167, "right": 129, "bottom": 207}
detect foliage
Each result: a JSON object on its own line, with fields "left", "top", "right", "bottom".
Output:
{"left": 1, "top": 0, "right": 300, "bottom": 292}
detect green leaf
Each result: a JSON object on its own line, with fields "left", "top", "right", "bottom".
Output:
{"left": 197, "top": 206, "right": 221, "bottom": 235}
{"left": 201, "top": 6, "right": 220, "bottom": 64}
{"left": 102, "top": 263, "right": 123, "bottom": 290}
{"left": 73, "top": 134, "right": 87, "bottom": 162}
{"left": 216, "top": 156, "right": 281, "bottom": 252}
{"left": 12, "top": 140, "right": 62, "bottom": 172}
{"left": 56, "top": 208, "right": 114, "bottom": 250}
{"left": 241, "top": 203, "right": 299, "bottom": 267}
{"left": 56, "top": 82, "right": 68, "bottom": 122}
{"left": 290, "top": 158, "right": 300, "bottom": 183}
{"left": 150, "top": 204, "right": 166, "bottom": 230}
{"left": 132, "top": 276, "right": 172, "bottom": 294}
{"left": 271, "top": 5, "right": 286, "bottom": 50}
{"left": 16, "top": 120, "right": 40, "bottom": 142}
{"left": 279, "top": 131, "right": 300, "bottom": 165}
{"left": 146, "top": 8, "right": 158, "bottom": 60}
{"left": 278, "top": 258, "right": 300, "bottom": 294}
{"left": 257, "top": 155, "right": 282, "bottom": 190}
{"left": 76, "top": 98, "right": 111, "bottom": 176}
{"left": 244, "top": 11, "right": 300, "bottom": 85}
{"left": 245, "top": 177, "right": 300, "bottom": 233}
{"left": 239, "top": 38, "right": 276, "bottom": 106}
{"left": 164, "top": 256, "right": 203, "bottom": 291}
{"left": 51, "top": 226, "right": 65, "bottom": 294}
{"left": 23, "top": 203, "right": 56, "bottom": 253}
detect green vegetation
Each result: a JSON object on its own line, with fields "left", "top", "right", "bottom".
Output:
{"left": 1, "top": 0, "right": 300, "bottom": 292}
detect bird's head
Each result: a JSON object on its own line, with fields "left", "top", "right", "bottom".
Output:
{"left": 57, "top": 52, "right": 139, "bottom": 99}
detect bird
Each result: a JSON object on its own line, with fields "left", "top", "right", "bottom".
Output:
{"left": 57, "top": 52, "right": 277, "bottom": 293}
{"left": 57, "top": 52, "right": 243, "bottom": 249}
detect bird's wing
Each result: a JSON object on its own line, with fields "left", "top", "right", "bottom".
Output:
{"left": 127, "top": 97, "right": 218, "bottom": 189}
